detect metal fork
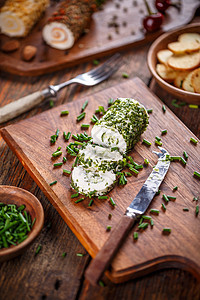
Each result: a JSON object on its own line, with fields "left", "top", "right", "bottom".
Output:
{"left": 0, "top": 53, "right": 122, "bottom": 124}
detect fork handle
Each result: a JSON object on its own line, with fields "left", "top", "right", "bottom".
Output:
{"left": 0, "top": 89, "right": 51, "bottom": 124}
{"left": 85, "top": 215, "right": 135, "bottom": 286}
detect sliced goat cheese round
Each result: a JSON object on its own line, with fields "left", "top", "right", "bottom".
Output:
{"left": 91, "top": 98, "right": 149, "bottom": 153}
{"left": 0, "top": 0, "right": 49, "bottom": 37}
{"left": 78, "top": 143, "right": 126, "bottom": 172}
{"left": 42, "top": 0, "right": 97, "bottom": 50}
{"left": 71, "top": 165, "right": 116, "bottom": 196}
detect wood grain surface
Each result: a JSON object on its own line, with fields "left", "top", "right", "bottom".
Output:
{"left": 1, "top": 11, "right": 200, "bottom": 298}
{"left": 1, "top": 77, "right": 200, "bottom": 283}
{"left": 0, "top": 0, "right": 199, "bottom": 76}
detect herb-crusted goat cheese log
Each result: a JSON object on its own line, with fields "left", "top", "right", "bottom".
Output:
{"left": 0, "top": 0, "right": 49, "bottom": 37}
{"left": 78, "top": 143, "right": 126, "bottom": 172}
{"left": 42, "top": 0, "right": 99, "bottom": 50}
{"left": 71, "top": 165, "right": 116, "bottom": 196}
{"left": 91, "top": 98, "right": 149, "bottom": 153}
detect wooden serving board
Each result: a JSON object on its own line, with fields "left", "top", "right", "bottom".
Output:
{"left": 0, "top": 0, "right": 199, "bottom": 76}
{"left": 1, "top": 78, "right": 200, "bottom": 283}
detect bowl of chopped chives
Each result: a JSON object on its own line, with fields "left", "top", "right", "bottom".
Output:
{"left": 0, "top": 185, "right": 44, "bottom": 262}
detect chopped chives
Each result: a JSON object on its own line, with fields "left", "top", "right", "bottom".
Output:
{"left": 99, "top": 280, "right": 105, "bottom": 287}
{"left": 49, "top": 180, "right": 57, "bottom": 186}
{"left": 155, "top": 136, "right": 161, "bottom": 142}
{"left": 71, "top": 193, "right": 79, "bottom": 199}
{"left": 125, "top": 172, "right": 132, "bottom": 177}
{"left": 91, "top": 114, "right": 99, "bottom": 123}
{"left": 81, "top": 100, "right": 88, "bottom": 112}
{"left": 64, "top": 131, "right": 71, "bottom": 141}
{"left": 81, "top": 124, "right": 90, "bottom": 129}
{"left": 147, "top": 108, "right": 153, "bottom": 114}
{"left": 150, "top": 219, "right": 154, "bottom": 226}
{"left": 143, "top": 215, "right": 152, "bottom": 220}
{"left": 60, "top": 110, "right": 69, "bottom": 116}
{"left": 111, "top": 147, "right": 119, "bottom": 152}
{"left": 162, "top": 203, "right": 166, "bottom": 211}
{"left": 66, "top": 146, "right": 76, "bottom": 156}
{"left": 183, "top": 151, "right": 188, "bottom": 160}
{"left": 75, "top": 198, "right": 84, "bottom": 204}
{"left": 150, "top": 209, "right": 159, "bottom": 215}
{"left": 196, "top": 205, "right": 199, "bottom": 216}
{"left": 63, "top": 156, "right": 67, "bottom": 163}
{"left": 35, "top": 244, "right": 42, "bottom": 256}
{"left": 173, "top": 186, "right": 178, "bottom": 191}
{"left": 52, "top": 150, "right": 62, "bottom": 157}
{"left": 119, "top": 173, "right": 127, "bottom": 185}
{"left": 63, "top": 169, "right": 71, "bottom": 175}
{"left": 62, "top": 252, "right": 67, "bottom": 258}
{"left": 144, "top": 158, "right": 149, "bottom": 166}
{"left": 74, "top": 141, "right": 84, "bottom": 146}
{"left": 106, "top": 225, "right": 112, "bottom": 231}
{"left": 134, "top": 164, "right": 143, "bottom": 170}
{"left": 193, "top": 171, "right": 200, "bottom": 179}
{"left": 162, "top": 194, "right": 169, "bottom": 203}
{"left": 193, "top": 196, "right": 199, "bottom": 201}
{"left": 72, "top": 134, "right": 79, "bottom": 140}
{"left": 88, "top": 199, "right": 93, "bottom": 207}
{"left": 162, "top": 104, "right": 166, "bottom": 113}
{"left": 133, "top": 232, "right": 138, "bottom": 240}
{"left": 122, "top": 72, "right": 129, "bottom": 78}
{"left": 180, "top": 157, "right": 187, "bottom": 166}
{"left": 49, "top": 99, "right": 54, "bottom": 108}
{"left": 156, "top": 189, "right": 161, "bottom": 196}
{"left": 189, "top": 104, "right": 198, "bottom": 109}
{"left": 77, "top": 112, "right": 86, "bottom": 121}
{"left": 170, "top": 156, "right": 181, "bottom": 161}
{"left": 138, "top": 222, "right": 148, "bottom": 230}
{"left": 183, "top": 208, "right": 189, "bottom": 211}
{"left": 108, "top": 98, "right": 114, "bottom": 106}
{"left": 76, "top": 253, "right": 85, "bottom": 257}
{"left": 161, "top": 129, "right": 167, "bottom": 135}
{"left": 109, "top": 197, "right": 116, "bottom": 207}
{"left": 167, "top": 195, "right": 176, "bottom": 201}
{"left": 155, "top": 140, "right": 162, "bottom": 146}
{"left": 190, "top": 137, "right": 198, "bottom": 145}
{"left": 162, "top": 228, "right": 171, "bottom": 233}
{"left": 57, "top": 146, "right": 61, "bottom": 151}
{"left": 142, "top": 139, "right": 151, "bottom": 146}
{"left": 93, "top": 59, "right": 99, "bottom": 65}
{"left": 139, "top": 217, "right": 143, "bottom": 225}
{"left": 53, "top": 162, "right": 63, "bottom": 167}
{"left": 98, "top": 196, "right": 108, "bottom": 200}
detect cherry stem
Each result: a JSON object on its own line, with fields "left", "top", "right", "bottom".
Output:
{"left": 143, "top": 0, "right": 153, "bottom": 15}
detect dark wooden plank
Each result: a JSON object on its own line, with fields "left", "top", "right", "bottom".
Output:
{"left": 0, "top": 0, "right": 199, "bottom": 76}
{"left": 1, "top": 77, "right": 200, "bottom": 283}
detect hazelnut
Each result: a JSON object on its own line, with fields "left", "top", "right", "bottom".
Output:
{"left": 22, "top": 45, "right": 37, "bottom": 61}
{"left": 1, "top": 40, "right": 20, "bottom": 52}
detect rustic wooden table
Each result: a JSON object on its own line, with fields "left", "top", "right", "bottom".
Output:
{"left": 0, "top": 11, "right": 200, "bottom": 300}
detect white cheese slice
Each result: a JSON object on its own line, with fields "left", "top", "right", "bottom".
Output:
{"left": 42, "top": 22, "right": 75, "bottom": 50}
{"left": 71, "top": 165, "right": 116, "bottom": 196}
{"left": 91, "top": 125, "right": 127, "bottom": 154}
{"left": 78, "top": 143, "right": 125, "bottom": 171}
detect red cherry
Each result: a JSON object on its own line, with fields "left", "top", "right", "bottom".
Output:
{"left": 143, "top": 12, "right": 164, "bottom": 32}
{"left": 143, "top": 0, "right": 164, "bottom": 32}
{"left": 155, "top": 0, "right": 171, "bottom": 13}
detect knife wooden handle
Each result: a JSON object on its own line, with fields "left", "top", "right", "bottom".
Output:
{"left": 0, "top": 91, "right": 45, "bottom": 124}
{"left": 85, "top": 215, "right": 135, "bottom": 286}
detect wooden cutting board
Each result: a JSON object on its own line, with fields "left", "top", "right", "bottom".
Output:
{"left": 0, "top": 0, "right": 199, "bottom": 76}
{"left": 1, "top": 78, "right": 200, "bottom": 283}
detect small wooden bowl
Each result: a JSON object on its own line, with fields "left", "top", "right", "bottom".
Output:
{"left": 147, "top": 23, "right": 200, "bottom": 104}
{"left": 0, "top": 185, "right": 44, "bottom": 262}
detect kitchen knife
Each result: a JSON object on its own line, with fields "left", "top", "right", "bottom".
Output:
{"left": 85, "top": 147, "right": 170, "bottom": 285}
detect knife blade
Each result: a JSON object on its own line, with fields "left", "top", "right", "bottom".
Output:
{"left": 85, "top": 147, "right": 170, "bottom": 286}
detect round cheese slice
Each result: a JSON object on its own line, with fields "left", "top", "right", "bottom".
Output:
{"left": 42, "top": 22, "right": 75, "bottom": 50}
{"left": 71, "top": 165, "right": 116, "bottom": 196}
{"left": 78, "top": 143, "right": 125, "bottom": 172}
